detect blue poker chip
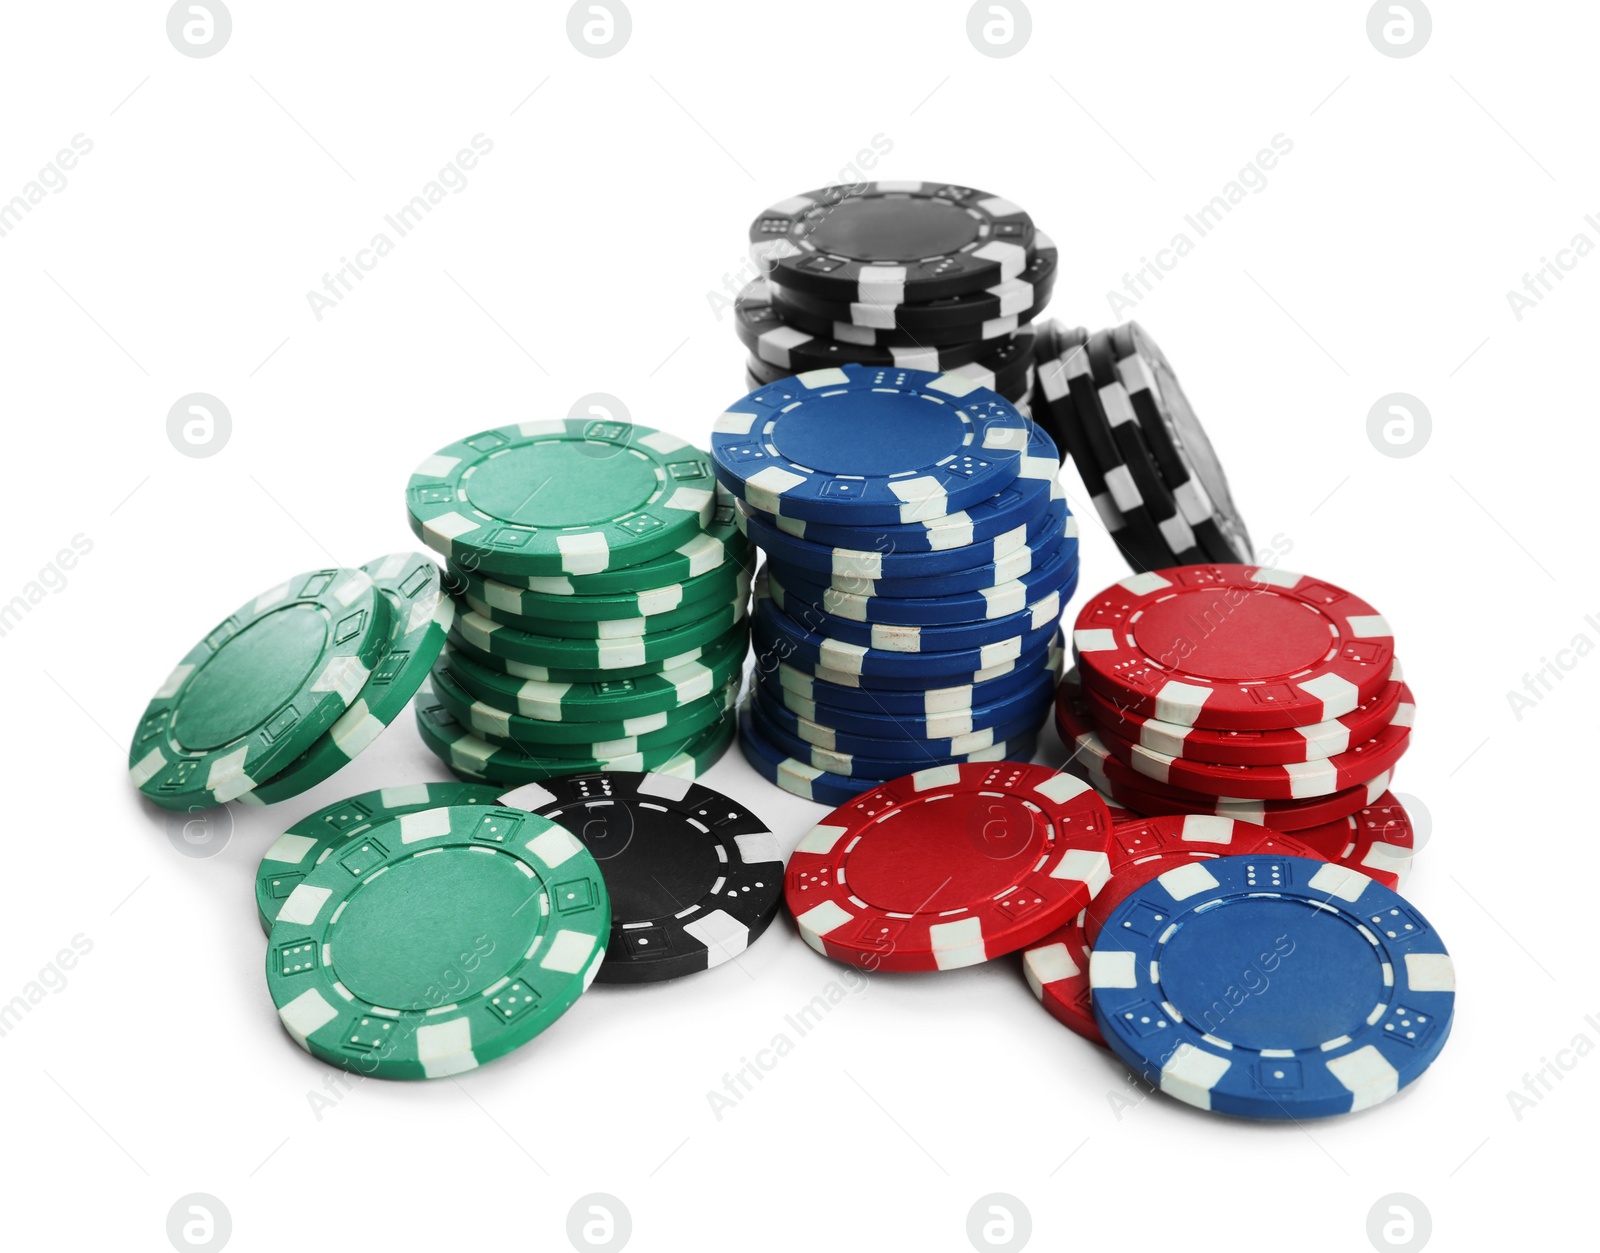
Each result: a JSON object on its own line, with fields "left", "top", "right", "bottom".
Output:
{"left": 757, "top": 422, "right": 1062, "bottom": 555}
{"left": 711, "top": 364, "right": 1031, "bottom": 526}
{"left": 757, "top": 647, "right": 1059, "bottom": 740}
{"left": 1090, "top": 853, "right": 1456, "bottom": 1120}
{"left": 767, "top": 567, "right": 1072, "bottom": 655}
{"left": 759, "top": 633, "right": 1061, "bottom": 715}
{"left": 739, "top": 492, "right": 1067, "bottom": 584}
{"left": 753, "top": 614, "right": 1059, "bottom": 692}
{"left": 738, "top": 704, "right": 1038, "bottom": 802}
{"left": 751, "top": 685, "right": 1051, "bottom": 766}
{"left": 753, "top": 585, "right": 1059, "bottom": 680}
{"left": 771, "top": 529, "right": 1078, "bottom": 627}
{"left": 749, "top": 697, "right": 1041, "bottom": 780}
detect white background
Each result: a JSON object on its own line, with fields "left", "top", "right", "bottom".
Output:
{"left": 1, "top": 2, "right": 1592, "bottom": 1250}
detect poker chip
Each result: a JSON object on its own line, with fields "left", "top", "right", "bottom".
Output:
{"left": 749, "top": 181, "right": 1035, "bottom": 305}
{"left": 735, "top": 280, "right": 1024, "bottom": 376}
{"left": 766, "top": 238, "right": 1057, "bottom": 331}
{"left": 1078, "top": 813, "right": 1326, "bottom": 943}
{"left": 449, "top": 555, "right": 746, "bottom": 627}
{"left": 406, "top": 420, "right": 717, "bottom": 579}
{"left": 1055, "top": 667, "right": 1397, "bottom": 831}
{"left": 1291, "top": 792, "right": 1415, "bottom": 890}
{"left": 255, "top": 781, "right": 505, "bottom": 933}
{"left": 758, "top": 649, "right": 1059, "bottom": 740}
{"left": 265, "top": 804, "right": 609, "bottom": 1079}
{"left": 758, "top": 422, "right": 1061, "bottom": 557}
{"left": 431, "top": 655, "right": 736, "bottom": 752}
{"left": 764, "top": 642, "right": 1053, "bottom": 716}
{"left": 755, "top": 584, "right": 1058, "bottom": 681}
{"left": 495, "top": 772, "right": 784, "bottom": 984}
{"left": 1073, "top": 566, "right": 1396, "bottom": 730}
{"left": 1094, "top": 696, "right": 1413, "bottom": 800}
{"left": 768, "top": 283, "right": 1049, "bottom": 350}
{"left": 1108, "top": 322, "right": 1253, "bottom": 563}
{"left": 459, "top": 569, "right": 751, "bottom": 640}
{"left": 783, "top": 762, "right": 1113, "bottom": 972}
{"left": 752, "top": 686, "right": 1051, "bottom": 771}
{"left": 742, "top": 495, "right": 1070, "bottom": 585}
{"left": 768, "top": 537, "right": 1081, "bottom": 633}
{"left": 1021, "top": 910, "right": 1103, "bottom": 1046}
{"left": 242, "top": 552, "right": 454, "bottom": 806}
{"left": 1083, "top": 329, "right": 1207, "bottom": 566}
{"left": 416, "top": 686, "right": 738, "bottom": 786}
{"left": 476, "top": 487, "right": 752, "bottom": 597}
{"left": 1082, "top": 673, "right": 1408, "bottom": 766}
{"left": 1090, "top": 854, "right": 1455, "bottom": 1119}
{"left": 453, "top": 593, "right": 746, "bottom": 671}
{"left": 448, "top": 623, "right": 744, "bottom": 685}
{"left": 129, "top": 566, "right": 390, "bottom": 811}
{"left": 443, "top": 631, "right": 746, "bottom": 724}
{"left": 711, "top": 364, "right": 1030, "bottom": 526}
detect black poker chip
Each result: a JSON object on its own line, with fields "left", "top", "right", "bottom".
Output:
{"left": 499, "top": 771, "right": 784, "bottom": 984}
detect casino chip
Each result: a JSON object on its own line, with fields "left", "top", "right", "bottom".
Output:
{"left": 712, "top": 363, "right": 1030, "bottom": 526}
{"left": 784, "top": 762, "right": 1113, "bottom": 971}
{"left": 749, "top": 181, "right": 1036, "bottom": 305}
{"left": 1292, "top": 791, "right": 1415, "bottom": 890}
{"left": 495, "top": 772, "right": 783, "bottom": 983}
{"left": 1055, "top": 667, "right": 1398, "bottom": 832}
{"left": 1029, "top": 320, "right": 1256, "bottom": 574}
{"left": 129, "top": 567, "right": 389, "bottom": 811}
{"left": 1107, "top": 322, "right": 1253, "bottom": 562}
{"left": 242, "top": 553, "right": 453, "bottom": 806}
{"left": 406, "top": 419, "right": 716, "bottom": 579}
{"left": 416, "top": 682, "right": 737, "bottom": 785}
{"left": 1021, "top": 909, "right": 1103, "bottom": 1046}
{"left": 1073, "top": 566, "right": 1396, "bottom": 730}
{"left": 265, "top": 804, "right": 609, "bottom": 1079}
{"left": 1090, "top": 854, "right": 1455, "bottom": 1118}
{"left": 1077, "top": 813, "right": 1325, "bottom": 943}
{"left": 255, "top": 781, "right": 504, "bottom": 933}
{"left": 767, "top": 238, "right": 1058, "bottom": 332}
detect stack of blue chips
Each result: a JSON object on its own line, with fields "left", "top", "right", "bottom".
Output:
{"left": 709, "top": 364, "right": 1078, "bottom": 805}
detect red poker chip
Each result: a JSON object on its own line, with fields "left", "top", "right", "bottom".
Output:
{"left": 1056, "top": 670, "right": 1394, "bottom": 831}
{"left": 1073, "top": 565, "right": 1396, "bottom": 730}
{"left": 1080, "top": 813, "right": 1326, "bottom": 943}
{"left": 1082, "top": 674, "right": 1407, "bottom": 766}
{"left": 1021, "top": 909, "right": 1103, "bottom": 1047}
{"left": 784, "top": 762, "right": 1114, "bottom": 972}
{"left": 1292, "top": 791, "right": 1415, "bottom": 890}
{"left": 1093, "top": 686, "right": 1414, "bottom": 800}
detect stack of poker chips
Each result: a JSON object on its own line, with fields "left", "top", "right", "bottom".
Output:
{"left": 709, "top": 364, "right": 1077, "bottom": 805}
{"left": 736, "top": 181, "right": 1053, "bottom": 413}
{"left": 1031, "top": 319, "right": 1254, "bottom": 571}
{"left": 1055, "top": 565, "right": 1417, "bottom": 884}
{"left": 403, "top": 420, "right": 753, "bottom": 786}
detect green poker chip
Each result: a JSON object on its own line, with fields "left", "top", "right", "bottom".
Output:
{"left": 242, "top": 553, "right": 454, "bottom": 806}
{"left": 415, "top": 683, "right": 737, "bottom": 785}
{"left": 255, "top": 781, "right": 505, "bottom": 933}
{"left": 431, "top": 658, "right": 738, "bottom": 755}
{"left": 406, "top": 419, "right": 716, "bottom": 578}
{"left": 460, "top": 485, "right": 752, "bottom": 596}
{"left": 129, "top": 567, "right": 390, "bottom": 810}
{"left": 266, "top": 804, "right": 609, "bottom": 1079}
{"left": 447, "top": 623, "right": 746, "bottom": 683}
{"left": 452, "top": 593, "right": 748, "bottom": 671}
{"left": 451, "top": 558, "right": 747, "bottom": 630}
{"left": 441, "top": 630, "right": 747, "bottom": 724}
{"left": 457, "top": 571, "right": 750, "bottom": 640}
